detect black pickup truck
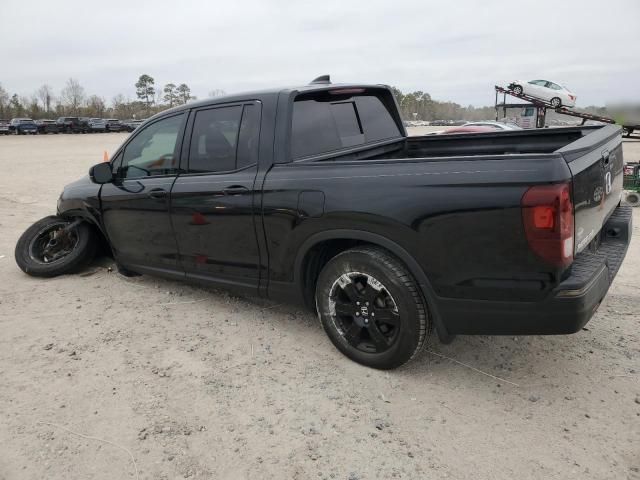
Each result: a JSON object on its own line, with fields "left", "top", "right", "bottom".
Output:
{"left": 16, "top": 77, "right": 632, "bottom": 369}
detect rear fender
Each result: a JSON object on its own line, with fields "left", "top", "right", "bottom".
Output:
{"left": 293, "top": 229, "right": 451, "bottom": 342}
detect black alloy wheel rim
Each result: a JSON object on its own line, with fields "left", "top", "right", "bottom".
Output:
{"left": 329, "top": 272, "right": 401, "bottom": 353}
{"left": 28, "top": 222, "right": 80, "bottom": 265}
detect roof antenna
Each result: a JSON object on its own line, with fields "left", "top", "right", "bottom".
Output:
{"left": 310, "top": 75, "right": 331, "bottom": 85}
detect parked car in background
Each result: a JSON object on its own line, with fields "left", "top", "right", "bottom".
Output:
{"left": 105, "top": 119, "right": 124, "bottom": 132}
{"left": 78, "top": 117, "right": 92, "bottom": 133}
{"left": 10, "top": 118, "right": 39, "bottom": 134}
{"left": 122, "top": 119, "right": 144, "bottom": 132}
{"left": 463, "top": 121, "right": 522, "bottom": 131}
{"left": 56, "top": 117, "right": 83, "bottom": 133}
{"left": 509, "top": 80, "right": 577, "bottom": 108}
{"left": 88, "top": 118, "right": 107, "bottom": 133}
{"left": 0, "top": 119, "right": 10, "bottom": 135}
{"left": 36, "top": 119, "right": 60, "bottom": 134}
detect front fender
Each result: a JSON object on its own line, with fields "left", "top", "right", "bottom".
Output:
{"left": 57, "top": 176, "right": 104, "bottom": 234}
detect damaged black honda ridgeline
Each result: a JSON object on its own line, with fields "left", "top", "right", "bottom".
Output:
{"left": 16, "top": 76, "right": 632, "bottom": 369}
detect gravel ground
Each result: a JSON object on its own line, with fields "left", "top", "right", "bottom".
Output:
{"left": 0, "top": 132, "right": 638, "bottom": 480}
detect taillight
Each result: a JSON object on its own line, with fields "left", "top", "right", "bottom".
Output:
{"left": 522, "top": 183, "right": 574, "bottom": 267}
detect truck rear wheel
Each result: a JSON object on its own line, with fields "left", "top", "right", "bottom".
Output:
{"left": 15, "top": 216, "right": 96, "bottom": 277}
{"left": 315, "top": 246, "right": 430, "bottom": 369}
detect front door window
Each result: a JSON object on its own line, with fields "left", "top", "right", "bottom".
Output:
{"left": 119, "top": 114, "right": 184, "bottom": 179}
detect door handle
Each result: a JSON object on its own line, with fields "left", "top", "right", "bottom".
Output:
{"left": 147, "top": 188, "right": 168, "bottom": 199}
{"left": 223, "top": 185, "right": 249, "bottom": 195}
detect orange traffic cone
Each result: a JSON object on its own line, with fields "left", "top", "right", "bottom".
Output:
{"left": 103, "top": 150, "right": 109, "bottom": 162}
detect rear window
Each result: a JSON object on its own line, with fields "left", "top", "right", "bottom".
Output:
{"left": 291, "top": 90, "right": 401, "bottom": 160}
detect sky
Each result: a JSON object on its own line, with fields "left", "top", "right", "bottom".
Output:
{"left": 1, "top": 0, "right": 638, "bottom": 107}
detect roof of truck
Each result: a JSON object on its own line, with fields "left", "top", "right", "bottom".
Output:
{"left": 155, "top": 81, "right": 391, "bottom": 117}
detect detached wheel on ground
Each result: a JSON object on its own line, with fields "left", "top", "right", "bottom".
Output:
{"left": 625, "top": 191, "right": 640, "bottom": 207}
{"left": 15, "top": 216, "right": 96, "bottom": 277}
{"left": 315, "top": 246, "right": 430, "bottom": 369}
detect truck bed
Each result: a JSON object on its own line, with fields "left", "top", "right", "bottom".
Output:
{"left": 405, "top": 126, "right": 596, "bottom": 157}
{"left": 313, "top": 126, "right": 605, "bottom": 163}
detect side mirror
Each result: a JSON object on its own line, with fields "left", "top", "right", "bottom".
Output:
{"left": 89, "top": 162, "right": 114, "bottom": 184}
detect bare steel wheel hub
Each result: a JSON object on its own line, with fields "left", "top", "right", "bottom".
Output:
{"left": 28, "top": 222, "right": 79, "bottom": 265}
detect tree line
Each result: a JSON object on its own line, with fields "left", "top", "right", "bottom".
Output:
{"left": 0, "top": 75, "right": 225, "bottom": 121}
{"left": 391, "top": 87, "right": 496, "bottom": 122}
{"left": 0, "top": 75, "right": 612, "bottom": 122}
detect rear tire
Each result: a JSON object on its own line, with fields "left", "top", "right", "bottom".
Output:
{"left": 625, "top": 192, "right": 640, "bottom": 207}
{"left": 551, "top": 97, "right": 562, "bottom": 108}
{"left": 512, "top": 85, "right": 523, "bottom": 95}
{"left": 15, "top": 216, "right": 96, "bottom": 277}
{"left": 315, "top": 246, "right": 430, "bottom": 369}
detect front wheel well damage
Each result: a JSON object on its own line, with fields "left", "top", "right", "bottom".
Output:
{"left": 60, "top": 215, "right": 112, "bottom": 259}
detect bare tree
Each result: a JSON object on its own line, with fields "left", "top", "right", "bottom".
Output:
{"left": 112, "top": 93, "right": 127, "bottom": 108}
{"left": 28, "top": 95, "right": 41, "bottom": 118}
{"left": 60, "top": 78, "right": 85, "bottom": 114}
{"left": 36, "top": 84, "right": 54, "bottom": 113}
{"left": 86, "top": 95, "right": 106, "bottom": 117}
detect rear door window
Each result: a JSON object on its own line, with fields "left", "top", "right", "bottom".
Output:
{"left": 188, "top": 103, "right": 260, "bottom": 174}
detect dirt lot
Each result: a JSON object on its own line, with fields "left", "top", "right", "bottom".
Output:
{"left": 0, "top": 133, "right": 639, "bottom": 480}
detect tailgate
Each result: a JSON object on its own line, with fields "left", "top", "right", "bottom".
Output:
{"left": 556, "top": 125, "right": 624, "bottom": 254}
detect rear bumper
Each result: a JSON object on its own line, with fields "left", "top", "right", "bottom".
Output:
{"left": 441, "top": 204, "right": 633, "bottom": 335}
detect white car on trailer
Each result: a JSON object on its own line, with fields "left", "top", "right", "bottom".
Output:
{"left": 509, "top": 80, "right": 577, "bottom": 108}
